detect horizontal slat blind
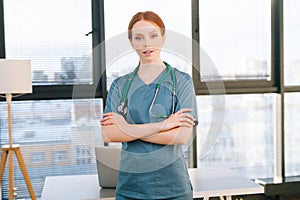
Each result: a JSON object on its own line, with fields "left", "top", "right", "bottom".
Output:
{"left": 0, "top": 99, "right": 103, "bottom": 198}
{"left": 3, "top": 0, "right": 93, "bottom": 85}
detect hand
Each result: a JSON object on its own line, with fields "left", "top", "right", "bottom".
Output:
{"left": 159, "top": 108, "right": 195, "bottom": 131}
{"left": 100, "top": 112, "right": 156, "bottom": 139}
{"left": 100, "top": 112, "right": 128, "bottom": 127}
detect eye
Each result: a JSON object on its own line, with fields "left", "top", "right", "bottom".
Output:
{"left": 151, "top": 34, "right": 158, "bottom": 39}
{"left": 134, "top": 35, "right": 143, "bottom": 41}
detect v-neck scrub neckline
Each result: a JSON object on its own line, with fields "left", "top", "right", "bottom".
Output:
{"left": 135, "top": 66, "right": 168, "bottom": 86}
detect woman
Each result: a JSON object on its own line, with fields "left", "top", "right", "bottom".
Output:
{"left": 101, "top": 11, "right": 198, "bottom": 200}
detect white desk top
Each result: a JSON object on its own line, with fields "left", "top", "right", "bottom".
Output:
{"left": 41, "top": 168, "right": 264, "bottom": 200}
{"left": 41, "top": 174, "right": 113, "bottom": 200}
{"left": 189, "top": 168, "right": 264, "bottom": 197}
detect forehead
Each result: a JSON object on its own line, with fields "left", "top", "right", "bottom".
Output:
{"left": 131, "top": 20, "right": 160, "bottom": 34}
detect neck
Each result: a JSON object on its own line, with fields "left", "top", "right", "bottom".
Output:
{"left": 140, "top": 59, "right": 166, "bottom": 70}
{"left": 139, "top": 56, "right": 164, "bottom": 65}
{"left": 137, "top": 60, "right": 166, "bottom": 85}
{"left": 138, "top": 60, "right": 165, "bottom": 73}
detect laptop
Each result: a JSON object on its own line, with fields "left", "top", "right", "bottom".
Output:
{"left": 95, "top": 145, "right": 121, "bottom": 188}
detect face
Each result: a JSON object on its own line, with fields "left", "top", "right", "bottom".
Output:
{"left": 130, "top": 20, "right": 165, "bottom": 64}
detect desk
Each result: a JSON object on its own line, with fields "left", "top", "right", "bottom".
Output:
{"left": 189, "top": 168, "right": 264, "bottom": 200}
{"left": 41, "top": 168, "right": 264, "bottom": 200}
{"left": 41, "top": 174, "right": 115, "bottom": 200}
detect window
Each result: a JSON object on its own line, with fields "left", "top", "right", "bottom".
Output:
{"left": 193, "top": 0, "right": 275, "bottom": 180}
{"left": 198, "top": 0, "right": 271, "bottom": 82}
{"left": 197, "top": 94, "right": 275, "bottom": 179}
{"left": 285, "top": 94, "right": 300, "bottom": 177}
{"left": 0, "top": 0, "right": 104, "bottom": 198}
{"left": 0, "top": 0, "right": 188, "bottom": 198}
{"left": 0, "top": 99, "right": 103, "bottom": 198}
{"left": 284, "top": 0, "right": 300, "bottom": 86}
{"left": 30, "top": 152, "right": 45, "bottom": 164}
{"left": 53, "top": 151, "right": 68, "bottom": 164}
{"left": 76, "top": 146, "right": 93, "bottom": 165}
{"left": 283, "top": 1, "right": 300, "bottom": 178}
{"left": 3, "top": 0, "right": 93, "bottom": 85}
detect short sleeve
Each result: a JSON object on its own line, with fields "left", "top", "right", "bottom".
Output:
{"left": 104, "top": 78, "right": 121, "bottom": 114}
{"left": 175, "top": 71, "right": 198, "bottom": 126}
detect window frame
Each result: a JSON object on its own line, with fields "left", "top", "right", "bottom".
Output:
{"left": 0, "top": 0, "right": 107, "bottom": 101}
{"left": 192, "top": 0, "right": 276, "bottom": 95}
{"left": 0, "top": 0, "right": 4, "bottom": 58}
{"left": 191, "top": 0, "right": 300, "bottom": 194}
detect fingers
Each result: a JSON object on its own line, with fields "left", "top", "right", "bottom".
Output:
{"left": 100, "top": 112, "right": 116, "bottom": 126}
{"left": 100, "top": 112, "right": 127, "bottom": 126}
{"left": 179, "top": 116, "right": 195, "bottom": 127}
{"left": 100, "top": 116, "right": 114, "bottom": 126}
{"left": 179, "top": 112, "right": 194, "bottom": 121}
{"left": 176, "top": 108, "right": 193, "bottom": 114}
{"left": 175, "top": 109, "right": 195, "bottom": 126}
{"left": 179, "top": 121, "right": 194, "bottom": 128}
{"left": 102, "top": 112, "right": 114, "bottom": 117}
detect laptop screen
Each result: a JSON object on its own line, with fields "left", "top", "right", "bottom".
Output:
{"left": 95, "top": 146, "right": 121, "bottom": 188}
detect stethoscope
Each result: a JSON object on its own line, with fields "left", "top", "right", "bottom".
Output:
{"left": 118, "top": 61, "right": 177, "bottom": 119}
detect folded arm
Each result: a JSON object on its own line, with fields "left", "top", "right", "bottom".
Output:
{"left": 100, "top": 109, "right": 195, "bottom": 145}
{"left": 141, "top": 126, "right": 193, "bottom": 145}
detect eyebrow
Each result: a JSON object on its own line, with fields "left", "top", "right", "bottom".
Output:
{"left": 133, "top": 33, "right": 144, "bottom": 37}
{"left": 149, "top": 30, "right": 158, "bottom": 34}
{"left": 132, "top": 28, "right": 160, "bottom": 34}
{"left": 134, "top": 31, "right": 158, "bottom": 36}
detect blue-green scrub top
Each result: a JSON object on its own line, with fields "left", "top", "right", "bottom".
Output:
{"left": 104, "top": 66, "right": 198, "bottom": 199}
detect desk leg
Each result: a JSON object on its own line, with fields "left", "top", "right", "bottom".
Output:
{"left": 225, "top": 196, "right": 232, "bottom": 200}
{"left": 205, "top": 196, "right": 232, "bottom": 200}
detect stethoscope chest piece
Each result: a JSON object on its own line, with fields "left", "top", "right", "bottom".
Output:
{"left": 118, "top": 102, "right": 128, "bottom": 115}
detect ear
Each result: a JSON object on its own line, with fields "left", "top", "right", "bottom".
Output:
{"left": 129, "top": 39, "right": 133, "bottom": 47}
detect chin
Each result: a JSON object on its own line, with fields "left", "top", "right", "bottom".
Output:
{"left": 141, "top": 58, "right": 157, "bottom": 63}
{"left": 141, "top": 55, "right": 158, "bottom": 61}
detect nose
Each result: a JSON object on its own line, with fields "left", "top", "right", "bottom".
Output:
{"left": 144, "top": 38, "right": 151, "bottom": 47}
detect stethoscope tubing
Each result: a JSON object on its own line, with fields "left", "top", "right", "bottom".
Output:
{"left": 118, "top": 61, "right": 177, "bottom": 118}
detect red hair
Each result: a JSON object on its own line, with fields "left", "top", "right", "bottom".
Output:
{"left": 128, "top": 11, "right": 165, "bottom": 40}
